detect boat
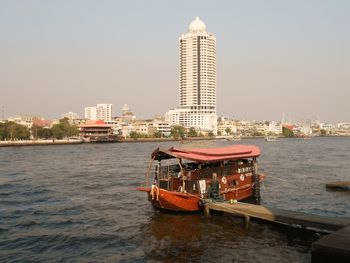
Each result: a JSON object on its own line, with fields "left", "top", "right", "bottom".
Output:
{"left": 226, "top": 135, "right": 241, "bottom": 141}
{"left": 265, "top": 136, "right": 277, "bottom": 142}
{"left": 137, "top": 145, "right": 265, "bottom": 212}
{"left": 297, "top": 134, "right": 312, "bottom": 139}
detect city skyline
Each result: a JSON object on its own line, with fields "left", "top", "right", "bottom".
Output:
{"left": 0, "top": 1, "right": 349, "bottom": 123}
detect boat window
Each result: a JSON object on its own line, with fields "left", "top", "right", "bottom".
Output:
{"left": 229, "top": 180, "right": 239, "bottom": 187}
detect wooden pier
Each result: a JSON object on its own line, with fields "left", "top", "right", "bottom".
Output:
{"left": 312, "top": 226, "right": 350, "bottom": 262}
{"left": 326, "top": 181, "right": 350, "bottom": 191}
{"left": 203, "top": 200, "right": 350, "bottom": 262}
{"left": 203, "top": 200, "right": 349, "bottom": 231}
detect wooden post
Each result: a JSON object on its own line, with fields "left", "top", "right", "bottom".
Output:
{"left": 177, "top": 158, "right": 186, "bottom": 192}
{"left": 156, "top": 161, "right": 160, "bottom": 201}
{"left": 204, "top": 203, "right": 210, "bottom": 217}
{"left": 245, "top": 215, "right": 250, "bottom": 230}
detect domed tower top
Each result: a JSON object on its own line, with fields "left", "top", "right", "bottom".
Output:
{"left": 189, "top": 16, "right": 206, "bottom": 33}
{"left": 122, "top": 104, "right": 129, "bottom": 112}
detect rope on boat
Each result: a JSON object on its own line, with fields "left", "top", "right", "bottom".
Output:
{"left": 265, "top": 174, "right": 302, "bottom": 190}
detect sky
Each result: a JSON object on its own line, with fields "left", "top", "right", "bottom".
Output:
{"left": 0, "top": 0, "right": 349, "bottom": 123}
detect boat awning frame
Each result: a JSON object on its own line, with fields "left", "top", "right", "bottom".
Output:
{"left": 151, "top": 145, "right": 261, "bottom": 163}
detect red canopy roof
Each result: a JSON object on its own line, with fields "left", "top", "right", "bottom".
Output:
{"left": 79, "top": 120, "right": 112, "bottom": 128}
{"left": 152, "top": 145, "right": 261, "bottom": 162}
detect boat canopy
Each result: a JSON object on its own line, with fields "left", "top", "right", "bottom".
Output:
{"left": 151, "top": 145, "right": 261, "bottom": 163}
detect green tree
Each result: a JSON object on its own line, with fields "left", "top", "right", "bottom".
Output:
{"left": 31, "top": 125, "right": 39, "bottom": 140}
{"left": 0, "top": 123, "right": 5, "bottom": 140}
{"left": 0, "top": 121, "right": 30, "bottom": 140}
{"left": 51, "top": 118, "right": 79, "bottom": 139}
{"left": 225, "top": 127, "right": 231, "bottom": 136}
{"left": 153, "top": 131, "right": 162, "bottom": 138}
{"left": 252, "top": 130, "right": 263, "bottom": 137}
{"left": 171, "top": 125, "right": 185, "bottom": 139}
{"left": 187, "top": 127, "right": 197, "bottom": 137}
{"left": 51, "top": 125, "right": 65, "bottom": 139}
{"left": 282, "top": 126, "right": 294, "bottom": 137}
{"left": 130, "top": 131, "right": 141, "bottom": 139}
{"left": 32, "top": 125, "right": 53, "bottom": 139}
{"left": 208, "top": 131, "right": 214, "bottom": 137}
{"left": 38, "top": 127, "right": 53, "bottom": 139}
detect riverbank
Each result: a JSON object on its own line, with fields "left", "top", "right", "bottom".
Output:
{"left": 118, "top": 137, "right": 216, "bottom": 143}
{"left": 1, "top": 135, "right": 347, "bottom": 147}
{"left": 0, "top": 139, "right": 83, "bottom": 147}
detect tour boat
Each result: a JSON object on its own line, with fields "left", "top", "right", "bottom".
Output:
{"left": 137, "top": 145, "right": 265, "bottom": 212}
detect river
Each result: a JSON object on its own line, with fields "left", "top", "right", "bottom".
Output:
{"left": 0, "top": 137, "right": 349, "bottom": 262}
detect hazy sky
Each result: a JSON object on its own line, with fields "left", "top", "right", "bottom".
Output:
{"left": 0, "top": 0, "right": 349, "bottom": 123}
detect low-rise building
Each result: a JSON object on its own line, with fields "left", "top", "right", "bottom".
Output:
{"left": 267, "top": 121, "right": 282, "bottom": 135}
{"left": 7, "top": 115, "right": 41, "bottom": 129}
{"left": 152, "top": 120, "right": 171, "bottom": 137}
{"left": 131, "top": 120, "right": 156, "bottom": 136}
{"left": 165, "top": 108, "right": 217, "bottom": 135}
{"left": 79, "top": 120, "right": 116, "bottom": 142}
{"left": 217, "top": 120, "right": 237, "bottom": 136}
{"left": 61, "top": 112, "right": 80, "bottom": 123}
{"left": 33, "top": 119, "right": 53, "bottom": 128}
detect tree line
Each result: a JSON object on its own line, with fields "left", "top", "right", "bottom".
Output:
{"left": 0, "top": 118, "right": 79, "bottom": 140}
{"left": 129, "top": 126, "right": 214, "bottom": 139}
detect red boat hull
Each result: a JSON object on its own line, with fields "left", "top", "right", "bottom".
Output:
{"left": 137, "top": 184, "right": 257, "bottom": 212}
{"left": 138, "top": 187, "right": 201, "bottom": 211}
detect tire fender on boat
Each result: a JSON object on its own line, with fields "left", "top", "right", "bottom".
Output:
{"left": 240, "top": 174, "right": 245, "bottom": 181}
{"left": 151, "top": 185, "right": 157, "bottom": 200}
{"left": 221, "top": 176, "right": 227, "bottom": 184}
{"left": 198, "top": 199, "right": 205, "bottom": 207}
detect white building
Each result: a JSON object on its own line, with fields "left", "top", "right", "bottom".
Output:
{"left": 267, "top": 121, "right": 282, "bottom": 134}
{"left": 61, "top": 112, "right": 80, "bottom": 121}
{"left": 97, "top": 104, "right": 113, "bottom": 121}
{"left": 7, "top": 115, "right": 40, "bottom": 129}
{"left": 85, "top": 104, "right": 113, "bottom": 121}
{"left": 217, "top": 121, "right": 238, "bottom": 136}
{"left": 131, "top": 120, "right": 155, "bottom": 135}
{"left": 320, "top": 123, "right": 335, "bottom": 132}
{"left": 165, "top": 17, "right": 217, "bottom": 134}
{"left": 153, "top": 119, "right": 171, "bottom": 136}
{"left": 337, "top": 122, "right": 350, "bottom": 129}
{"left": 85, "top": 106, "right": 97, "bottom": 120}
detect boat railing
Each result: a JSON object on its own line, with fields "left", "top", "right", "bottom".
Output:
{"left": 158, "top": 162, "right": 254, "bottom": 180}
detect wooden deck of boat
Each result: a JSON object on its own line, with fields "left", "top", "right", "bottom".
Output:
{"left": 202, "top": 200, "right": 350, "bottom": 262}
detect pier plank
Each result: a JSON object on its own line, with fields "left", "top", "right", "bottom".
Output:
{"left": 204, "top": 201, "right": 350, "bottom": 231}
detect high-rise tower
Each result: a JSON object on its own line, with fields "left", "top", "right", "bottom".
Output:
{"left": 166, "top": 17, "right": 217, "bottom": 133}
{"left": 179, "top": 16, "right": 216, "bottom": 112}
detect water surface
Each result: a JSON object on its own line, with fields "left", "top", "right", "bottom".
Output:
{"left": 0, "top": 137, "right": 349, "bottom": 262}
